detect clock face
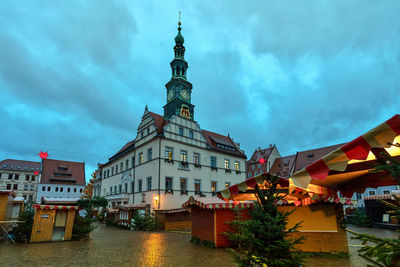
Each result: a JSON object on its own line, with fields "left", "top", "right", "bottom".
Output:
{"left": 181, "top": 90, "right": 189, "bottom": 100}
{"left": 167, "top": 90, "right": 174, "bottom": 101}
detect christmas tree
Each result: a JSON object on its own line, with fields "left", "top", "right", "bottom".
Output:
{"left": 225, "top": 174, "right": 305, "bottom": 267}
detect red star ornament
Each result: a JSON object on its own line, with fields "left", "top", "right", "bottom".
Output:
{"left": 38, "top": 150, "right": 49, "bottom": 159}
{"left": 258, "top": 158, "right": 266, "bottom": 164}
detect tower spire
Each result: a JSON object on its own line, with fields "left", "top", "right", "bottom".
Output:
{"left": 164, "top": 17, "right": 194, "bottom": 121}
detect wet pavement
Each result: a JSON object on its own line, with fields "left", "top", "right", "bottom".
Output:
{"left": 0, "top": 224, "right": 399, "bottom": 266}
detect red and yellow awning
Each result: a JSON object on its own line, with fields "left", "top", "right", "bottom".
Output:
{"left": 290, "top": 115, "right": 400, "bottom": 193}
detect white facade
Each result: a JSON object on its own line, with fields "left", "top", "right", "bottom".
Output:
{"left": 35, "top": 182, "right": 85, "bottom": 202}
{"left": 98, "top": 113, "right": 247, "bottom": 210}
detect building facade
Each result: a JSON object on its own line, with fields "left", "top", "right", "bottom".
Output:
{"left": 247, "top": 145, "right": 280, "bottom": 179}
{"left": 95, "top": 22, "right": 247, "bottom": 210}
{"left": 0, "top": 159, "right": 41, "bottom": 201}
{"left": 36, "top": 159, "right": 86, "bottom": 202}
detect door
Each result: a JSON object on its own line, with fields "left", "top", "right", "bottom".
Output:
{"left": 30, "top": 209, "right": 56, "bottom": 242}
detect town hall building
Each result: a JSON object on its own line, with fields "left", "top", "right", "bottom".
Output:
{"left": 94, "top": 21, "right": 247, "bottom": 211}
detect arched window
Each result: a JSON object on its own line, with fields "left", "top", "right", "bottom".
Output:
{"left": 248, "top": 172, "right": 252, "bottom": 178}
{"left": 176, "top": 67, "right": 180, "bottom": 75}
{"left": 182, "top": 68, "right": 185, "bottom": 76}
{"left": 254, "top": 171, "right": 258, "bottom": 176}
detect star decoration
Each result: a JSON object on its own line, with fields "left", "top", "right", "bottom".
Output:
{"left": 34, "top": 171, "right": 39, "bottom": 175}
{"left": 38, "top": 150, "right": 48, "bottom": 159}
{"left": 258, "top": 158, "right": 266, "bottom": 164}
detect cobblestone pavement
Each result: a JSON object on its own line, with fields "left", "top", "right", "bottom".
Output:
{"left": 0, "top": 224, "right": 398, "bottom": 266}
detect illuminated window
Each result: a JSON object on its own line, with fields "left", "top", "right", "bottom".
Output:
{"left": 235, "top": 161, "right": 240, "bottom": 171}
{"left": 211, "top": 181, "right": 217, "bottom": 193}
{"left": 224, "top": 159, "right": 230, "bottom": 170}
{"left": 383, "top": 190, "right": 391, "bottom": 195}
{"left": 165, "top": 147, "right": 174, "bottom": 160}
{"left": 148, "top": 148, "right": 153, "bottom": 161}
{"left": 139, "top": 152, "right": 144, "bottom": 164}
{"left": 194, "top": 179, "right": 201, "bottom": 193}
{"left": 180, "top": 150, "right": 187, "bottom": 162}
{"left": 368, "top": 191, "right": 375, "bottom": 196}
{"left": 225, "top": 182, "right": 230, "bottom": 188}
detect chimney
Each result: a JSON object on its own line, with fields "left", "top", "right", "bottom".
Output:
{"left": 269, "top": 144, "right": 273, "bottom": 148}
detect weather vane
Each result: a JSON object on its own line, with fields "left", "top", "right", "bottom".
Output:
{"left": 179, "top": 11, "right": 181, "bottom": 24}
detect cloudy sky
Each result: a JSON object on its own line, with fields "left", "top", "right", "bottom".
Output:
{"left": 1, "top": 1, "right": 399, "bottom": 180}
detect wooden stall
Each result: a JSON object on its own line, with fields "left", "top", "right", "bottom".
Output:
{"left": 0, "top": 190, "right": 15, "bottom": 222}
{"left": 118, "top": 204, "right": 150, "bottom": 228}
{"left": 30, "top": 204, "right": 77, "bottom": 243}
{"left": 183, "top": 197, "right": 252, "bottom": 247}
{"left": 155, "top": 208, "right": 191, "bottom": 230}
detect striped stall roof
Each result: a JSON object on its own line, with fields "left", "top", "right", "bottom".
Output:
{"left": 290, "top": 114, "right": 400, "bottom": 190}
{"left": 33, "top": 204, "right": 77, "bottom": 210}
{"left": 182, "top": 196, "right": 253, "bottom": 210}
{"left": 218, "top": 173, "right": 289, "bottom": 201}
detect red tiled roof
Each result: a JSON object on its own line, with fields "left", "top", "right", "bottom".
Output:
{"left": 0, "top": 159, "right": 41, "bottom": 172}
{"left": 248, "top": 147, "right": 274, "bottom": 163}
{"left": 41, "top": 159, "right": 85, "bottom": 186}
{"left": 149, "top": 112, "right": 169, "bottom": 134}
{"left": 202, "top": 130, "right": 247, "bottom": 158}
{"left": 270, "top": 154, "right": 297, "bottom": 178}
{"left": 293, "top": 144, "right": 344, "bottom": 173}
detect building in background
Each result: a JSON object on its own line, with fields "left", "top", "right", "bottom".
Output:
{"left": 0, "top": 159, "right": 40, "bottom": 201}
{"left": 247, "top": 145, "right": 280, "bottom": 178}
{"left": 95, "top": 21, "right": 247, "bottom": 210}
{"left": 36, "top": 159, "right": 86, "bottom": 202}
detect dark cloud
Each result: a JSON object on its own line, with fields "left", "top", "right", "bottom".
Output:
{"left": 0, "top": 0, "right": 399, "bottom": 179}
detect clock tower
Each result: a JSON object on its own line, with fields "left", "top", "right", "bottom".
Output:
{"left": 163, "top": 19, "right": 194, "bottom": 121}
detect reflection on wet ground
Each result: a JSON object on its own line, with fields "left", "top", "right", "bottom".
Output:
{"left": 0, "top": 224, "right": 398, "bottom": 266}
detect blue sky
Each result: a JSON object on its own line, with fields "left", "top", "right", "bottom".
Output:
{"left": 1, "top": 1, "right": 399, "bottom": 181}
